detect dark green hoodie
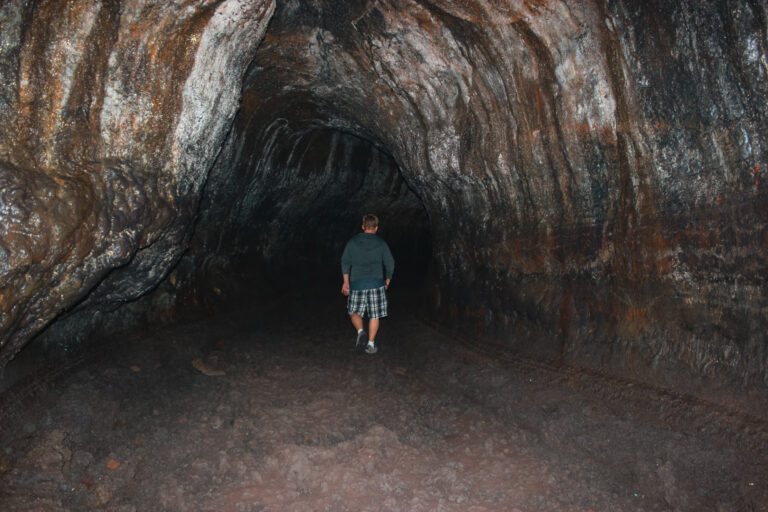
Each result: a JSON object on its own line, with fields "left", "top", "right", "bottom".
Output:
{"left": 341, "top": 233, "right": 395, "bottom": 290}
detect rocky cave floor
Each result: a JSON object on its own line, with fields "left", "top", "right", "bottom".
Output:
{"left": 0, "top": 290, "right": 767, "bottom": 512}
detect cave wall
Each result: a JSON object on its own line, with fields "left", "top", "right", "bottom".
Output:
{"left": 0, "top": 0, "right": 276, "bottom": 365}
{"left": 0, "top": 0, "right": 766, "bottom": 406}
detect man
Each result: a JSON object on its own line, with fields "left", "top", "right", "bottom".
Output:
{"left": 341, "top": 214, "right": 395, "bottom": 354}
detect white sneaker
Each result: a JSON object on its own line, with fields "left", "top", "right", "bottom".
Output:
{"left": 365, "top": 343, "right": 378, "bottom": 354}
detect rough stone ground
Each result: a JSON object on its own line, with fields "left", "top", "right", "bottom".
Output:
{"left": 0, "top": 290, "right": 766, "bottom": 512}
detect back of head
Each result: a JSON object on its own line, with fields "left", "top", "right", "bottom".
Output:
{"left": 362, "top": 213, "right": 379, "bottom": 231}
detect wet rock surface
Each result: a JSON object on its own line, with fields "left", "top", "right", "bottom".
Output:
{"left": 1, "top": 292, "right": 766, "bottom": 511}
{"left": 0, "top": 0, "right": 767, "bottom": 413}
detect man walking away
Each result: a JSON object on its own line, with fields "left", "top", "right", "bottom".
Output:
{"left": 341, "top": 214, "right": 395, "bottom": 354}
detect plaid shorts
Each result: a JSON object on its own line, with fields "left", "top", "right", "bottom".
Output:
{"left": 347, "top": 286, "right": 388, "bottom": 319}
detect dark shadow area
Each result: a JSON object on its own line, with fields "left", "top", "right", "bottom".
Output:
{"left": 184, "top": 123, "right": 434, "bottom": 316}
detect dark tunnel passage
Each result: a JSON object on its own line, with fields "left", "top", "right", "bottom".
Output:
{"left": 189, "top": 123, "right": 433, "bottom": 303}
{"left": 1, "top": 0, "right": 768, "bottom": 509}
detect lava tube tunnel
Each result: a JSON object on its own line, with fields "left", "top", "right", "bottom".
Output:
{"left": 0, "top": 1, "right": 767, "bottom": 510}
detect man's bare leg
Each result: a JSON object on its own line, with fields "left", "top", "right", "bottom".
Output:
{"left": 368, "top": 318, "right": 380, "bottom": 342}
{"left": 351, "top": 314, "right": 368, "bottom": 350}
{"left": 350, "top": 314, "right": 364, "bottom": 331}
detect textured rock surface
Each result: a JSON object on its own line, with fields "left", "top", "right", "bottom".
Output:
{"left": 1, "top": 0, "right": 767, "bottom": 407}
{"left": 0, "top": 0, "right": 275, "bottom": 364}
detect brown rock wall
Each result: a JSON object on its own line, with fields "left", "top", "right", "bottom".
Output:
{"left": 0, "top": 0, "right": 275, "bottom": 365}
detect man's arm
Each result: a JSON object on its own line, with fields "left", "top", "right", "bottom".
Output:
{"left": 342, "top": 273, "right": 350, "bottom": 296}
{"left": 383, "top": 244, "right": 395, "bottom": 289}
{"left": 341, "top": 242, "right": 352, "bottom": 296}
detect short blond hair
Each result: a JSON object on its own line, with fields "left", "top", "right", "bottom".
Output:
{"left": 362, "top": 214, "right": 379, "bottom": 230}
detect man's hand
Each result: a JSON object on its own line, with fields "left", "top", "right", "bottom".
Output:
{"left": 385, "top": 279, "right": 391, "bottom": 290}
{"left": 342, "top": 274, "right": 350, "bottom": 296}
